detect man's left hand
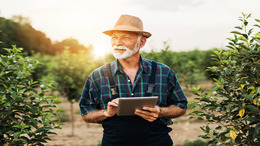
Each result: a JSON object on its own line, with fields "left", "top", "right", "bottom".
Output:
{"left": 135, "top": 105, "right": 160, "bottom": 122}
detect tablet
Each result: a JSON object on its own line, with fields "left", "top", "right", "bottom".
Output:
{"left": 117, "top": 96, "right": 158, "bottom": 116}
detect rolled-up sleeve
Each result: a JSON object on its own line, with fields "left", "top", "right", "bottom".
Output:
{"left": 167, "top": 70, "right": 188, "bottom": 109}
{"left": 79, "top": 75, "right": 100, "bottom": 116}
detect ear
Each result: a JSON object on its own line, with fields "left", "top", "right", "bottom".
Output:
{"left": 140, "top": 37, "right": 147, "bottom": 49}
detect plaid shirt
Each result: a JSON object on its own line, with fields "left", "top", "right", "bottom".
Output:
{"left": 79, "top": 56, "right": 188, "bottom": 125}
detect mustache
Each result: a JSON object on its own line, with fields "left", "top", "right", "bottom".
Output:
{"left": 112, "top": 45, "right": 128, "bottom": 50}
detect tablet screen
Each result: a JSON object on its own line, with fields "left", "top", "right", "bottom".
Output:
{"left": 117, "top": 96, "right": 158, "bottom": 116}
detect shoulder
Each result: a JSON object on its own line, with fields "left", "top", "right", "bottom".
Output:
{"left": 88, "top": 63, "right": 108, "bottom": 81}
{"left": 143, "top": 58, "right": 175, "bottom": 74}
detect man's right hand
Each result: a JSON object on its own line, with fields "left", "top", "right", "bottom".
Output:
{"left": 104, "top": 98, "right": 119, "bottom": 117}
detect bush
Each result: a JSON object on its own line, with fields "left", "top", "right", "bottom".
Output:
{"left": 189, "top": 13, "right": 260, "bottom": 145}
{"left": 0, "top": 46, "right": 61, "bottom": 145}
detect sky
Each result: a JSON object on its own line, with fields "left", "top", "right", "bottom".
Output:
{"left": 0, "top": 0, "right": 260, "bottom": 56}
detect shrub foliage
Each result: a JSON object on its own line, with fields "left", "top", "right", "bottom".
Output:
{"left": 0, "top": 46, "right": 61, "bottom": 145}
{"left": 189, "top": 13, "right": 260, "bottom": 145}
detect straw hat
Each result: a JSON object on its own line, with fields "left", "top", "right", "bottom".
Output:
{"left": 103, "top": 14, "right": 152, "bottom": 38}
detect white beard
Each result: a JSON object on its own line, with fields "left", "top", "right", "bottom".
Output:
{"left": 112, "top": 37, "right": 141, "bottom": 60}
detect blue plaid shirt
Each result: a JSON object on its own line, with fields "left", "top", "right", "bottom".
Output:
{"left": 79, "top": 56, "right": 188, "bottom": 125}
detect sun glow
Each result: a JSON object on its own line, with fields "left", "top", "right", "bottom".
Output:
{"left": 93, "top": 42, "right": 110, "bottom": 58}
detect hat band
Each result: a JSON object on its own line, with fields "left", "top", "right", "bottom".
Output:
{"left": 113, "top": 25, "right": 143, "bottom": 32}
{"left": 103, "top": 25, "right": 151, "bottom": 38}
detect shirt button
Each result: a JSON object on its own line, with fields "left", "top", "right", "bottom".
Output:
{"left": 128, "top": 80, "right": 131, "bottom": 83}
{"left": 131, "top": 93, "right": 134, "bottom": 96}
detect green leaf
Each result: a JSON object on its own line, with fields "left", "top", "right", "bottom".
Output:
{"left": 6, "top": 130, "right": 15, "bottom": 134}
{"left": 3, "top": 102, "right": 11, "bottom": 107}
{"left": 208, "top": 139, "right": 217, "bottom": 145}
{"left": 14, "top": 132, "right": 21, "bottom": 138}
{"left": 0, "top": 72, "right": 5, "bottom": 78}
{"left": 255, "top": 123, "right": 260, "bottom": 135}
{"left": 33, "top": 89, "right": 38, "bottom": 94}
{"left": 248, "top": 28, "right": 253, "bottom": 36}
{"left": 18, "top": 89, "right": 26, "bottom": 94}
{"left": 242, "top": 33, "right": 248, "bottom": 39}
{"left": 246, "top": 117, "right": 260, "bottom": 125}
{"left": 255, "top": 19, "right": 260, "bottom": 23}
{"left": 47, "top": 131, "right": 57, "bottom": 135}
{"left": 53, "top": 98, "right": 62, "bottom": 104}
{"left": 1, "top": 95, "right": 6, "bottom": 104}
{"left": 28, "top": 118, "right": 38, "bottom": 127}
{"left": 3, "top": 84, "right": 8, "bottom": 89}
{"left": 246, "top": 13, "right": 251, "bottom": 19}
{"left": 21, "top": 123, "right": 29, "bottom": 129}
{"left": 253, "top": 24, "right": 260, "bottom": 28}
{"left": 43, "top": 137, "right": 51, "bottom": 141}
{"left": 235, "top": 26, "right": 242, "bottom": 30}
{"left": 244, "top": 20, "right": 248, "bottom": 26}
{"left": 13, "top": 125, "right": 21, "bottom": 128}
{"left": 199, "top": 135, "right": 210, "bottom": 139}
{"left": 38, "top": 127, "right": 53, "bottom": 131}
{"left": 242, "top": 94, "right": 252, "bottom": 100}
{"left": 246, "top": 105, "right": 259, "bottom": 113}
{"left": 231, "top": 31, "right": 242, "bottom": 35}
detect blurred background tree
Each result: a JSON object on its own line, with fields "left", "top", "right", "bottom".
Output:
{"left": 50, "top": 49, "right": 94, "bottom": 136}
{"left": 0, "top": 16, "right": 92, "bottom": 56}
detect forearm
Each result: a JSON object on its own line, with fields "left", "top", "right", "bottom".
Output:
{"left": 159, "top": 105, "right": 186, "bottom": 119}
{"left": 82, "top": 109, "right": 109, "bottom": 123}
{"left": 82, "top": 99, "right": 119, "bottom": 123}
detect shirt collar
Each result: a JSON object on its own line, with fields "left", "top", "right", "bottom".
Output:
{"left": 111, "top": 55, "right": 149, "bottom": 76}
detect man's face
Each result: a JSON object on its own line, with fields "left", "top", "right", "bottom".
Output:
{"left": 111, "top": 31, "right": 142, "bottom": 60}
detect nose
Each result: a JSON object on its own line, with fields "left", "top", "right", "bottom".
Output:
{"left": 113, "top": 38, "right": 123, "bottom": 46}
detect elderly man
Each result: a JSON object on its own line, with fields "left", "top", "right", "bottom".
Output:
{"left": 79, "top": 14, "right": 188, "bottom": 146}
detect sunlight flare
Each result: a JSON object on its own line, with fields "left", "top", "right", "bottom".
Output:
{"left": 93, "top": 42, "right": 109, "bottom": 58}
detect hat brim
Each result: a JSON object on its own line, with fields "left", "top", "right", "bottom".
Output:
{"left": 103, "top": 30, "right": 152, "bottom": 38}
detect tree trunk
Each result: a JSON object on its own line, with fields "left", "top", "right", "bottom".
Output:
{"left": 70, "top": 102, "right": 74, "bottom": 136}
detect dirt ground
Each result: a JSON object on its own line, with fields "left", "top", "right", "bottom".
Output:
{"left": 46, "top": 81, "right": 214, "bottom": 146}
